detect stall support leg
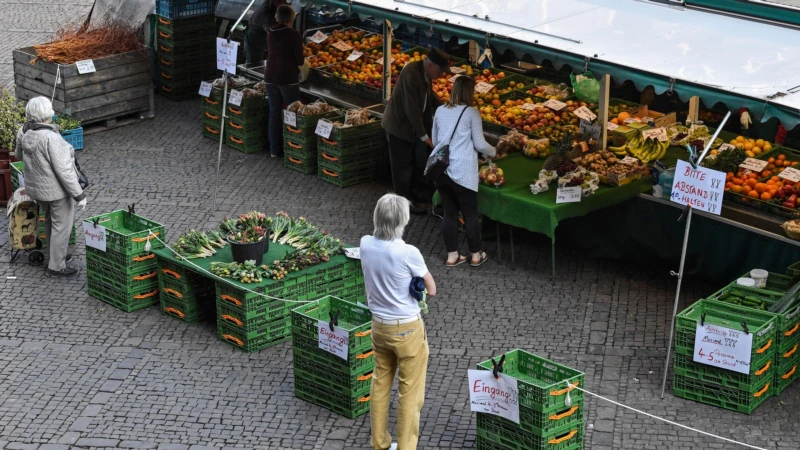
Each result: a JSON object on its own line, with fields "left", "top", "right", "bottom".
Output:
{"left": 510, "top": 226, "right": 515, "bottom": 270}
{"left": 496, "top": 221, "right": 501, "bottom": 262}
{"left": 551, "top": 238, "right": 556, "bottom": 284}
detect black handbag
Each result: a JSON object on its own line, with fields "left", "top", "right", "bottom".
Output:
{"left": 424, "top": 106, "right": 468, "bottom": 181}
{"left": 75, "top": 158, "right": 89, "bottom": 190}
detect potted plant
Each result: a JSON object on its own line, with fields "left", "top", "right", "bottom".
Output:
{"left": 225, "top": 212, "right": 271, "bottom": 265}
{"left": 0, "top": 87, "right": 26, "bottom": 205}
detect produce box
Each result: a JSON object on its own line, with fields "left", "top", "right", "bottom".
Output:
{"left": 218, "top": 317, "right": 292, "bottom": 352}
{"left": 285, "top": 153, "right": 317, "bottom": 175}
{"left": 157, "top": 257, "right": 216, "bottom": 323}
{"left": 476, "top": 415, "right": 583, "bottom": 450}
{"left": 292, "top": 333, "right": 374, "bottom": 374}
{"left": 476, "top": 398, "right": 583, "bottom": 436}
{"left": 705, "top": 287, "right": 799, "bottom": 346}
{"left": 86, "top": 247, "right": 158, "bottom": 275}
{"left": 156, "top": 14, "right": 216, "bottom": 35}
{"left": 318, "top": 165, "right": 375, "bottom": 188}
{"left": 283, "top": 110, "right": 340, "bottom": 143}
{"left": 673, "top": 373, "right": 772, "bottom": 414}
{"left": 294, "top": 357, "right": 373, "bottom": 396}
{"left": 318, "top": 150, "right": 382, "bottom": 174}
{"left": 317, "top": 130, "right": 384, "bottom": 159}
{"left": 226, "top": 133, "right": 266, "bottom": 154}
{"left": 292, "top": 295, "right": 372, "bottom": 352}
{"left": 732, "top": 271, "right": 795, "bottom": 295}
{"left": 294, "top": 375, "right": 371, "bottom": 419}
{"left": 87, "top": 275, "right": 159, "bottom": 313}
{"left": 283, "top": 138, "right": 317, "bottom": 160}
{"left": 157, "top": 0, "right": 216, "bottom": 19}
{"left": 672, "top": 353, "right": 773, "bottom": 392}
{"left": 83, "top": 210, "right": 165, "bottom": 255}
{"left": 611, "top": 125, "right": 637, "bottom": 147}
{"left": 202, "top": 122, "right": 225, "bottom": 142}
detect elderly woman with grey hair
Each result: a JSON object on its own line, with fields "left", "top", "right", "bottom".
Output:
{"left": 360, "top": 193, "right": 437, "bottom": 450}
{"left": 16, "top": 96, "right": 86, "bottom": 277}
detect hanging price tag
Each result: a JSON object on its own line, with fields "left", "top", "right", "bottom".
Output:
{"left": 346, "top": 50, "right": 363, "bottom": 61}
{"left": 450, "top": 66, "right": 466, "bottom": 74}
{"left": 607, "top": 121, "right": 619, "bottom": 131}
{"left": 543, "top": 99, "right": 567, "bottom": 111}
{"left": 315, "top": 119, "right": 334, "bottom": 139}
{"left": 228, "top": 89, "right": 243, "bottom": 107}
{"left": 309, "top": 31, "right": 328, "bottom": 44}
{"left": 75, "top": 59, "right": 96, "bottom": 74}
{"left": 779, "top": 167, "right": 800, "bottom": 183}
{"left": 83, "top": 221, "right": 107, "bottom": 252}
{"left": 573, "top": 106, "right": 597, "bottom": 122}
{"left": 521, "top": 103, "right": 539, "bottom": 111}
{"left": 198, "top": 81, "right": 212, "bottom": 98}
{"left": 216, "top": 38, "right": 239, "bottom": 74}
{"left": 620, "top": 156, "right": 639, "bottom": 165}
{"left": 283, "top": 110, "right": 297, "bottom": 127}
{"left": 739, "top": 158, "right": 768, "bottom": 172}
{"left": 474, "top": 81, "right": 495, "bottom": 94}
{"left": 641, "top": 127, "right": 668, "bottom": 142}
{"left": 717, "top": 143, "right": 736, "bottom": 152}
{"left": 556, "top": 186, "right": 582, "bottom": 203}
{"left": 331, "top": 41, "right": 353, "bottom": 52}
{"left": 318, "top": 320, "right": 349, "bottom": 360}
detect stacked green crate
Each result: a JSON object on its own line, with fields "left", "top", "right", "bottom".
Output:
{"left": 317, "top": 113, "right": 385, "bottom": 187}
{"left": 10, "top": 161, "right": 23, "bottom": 192}
{"left": 475, "top": 350, "right": 585, "bottom": 450}
{"left": 673, "top": 299, "right": 778, "bottom": 413}
{"left": 284, "top": 110, "right": 340, "bottom": 174}
{"left": 292, "top": 296, "right": 373, "bottom": 419}
{"left": 225, "top": 93, "right": 268, "bottom": 154}
{"left": 155, "top": 14, "right": 217, "bottom": 101}
{"left": 85, "top": 210, "right": 166, "bottom": 312}
{"left": 157, "top": 257, "right": 216, "bottom": 322}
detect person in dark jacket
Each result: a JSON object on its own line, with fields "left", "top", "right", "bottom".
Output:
{"left": 245, "top": 0, "right": 286, "bottom": 64}
{"left": 382, "top": 49, "right": 450, "bottom": 215}
{"left": 264, "top": 5, "right": 304, "bottom": 158}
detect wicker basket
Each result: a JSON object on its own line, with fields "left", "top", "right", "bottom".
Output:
{"left": 782, "top": 220, "right": 800, "bottom": 240}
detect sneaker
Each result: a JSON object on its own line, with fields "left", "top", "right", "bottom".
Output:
{"left": 410, "top": 205, "right": 427, "bottom": 216}
{"left": 46, "top": 267, "right": 80, "bottom": 277}
{"left": 270, "top": 153, "right": 280, "bottom": 158}
{"left": 65, "top": 254, "right": 73, "bottom": 263}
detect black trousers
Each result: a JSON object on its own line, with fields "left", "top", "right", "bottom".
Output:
{"left": 386, "top": 133, "right": 431, "bottom": 202}
{"left": 435, "top": 175, "right": 480, "bottom": 253}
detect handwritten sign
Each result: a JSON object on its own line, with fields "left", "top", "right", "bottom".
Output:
{"left": 620, "top": 156, "right": 639, "bottom": 165}
{"left": 331, "top": 40, "right": 353, "bottom": 52}
{"left": 447, "top": 74, "right": 463, "bottom": 83}
{"left": 315, "top": 119, "right": 334, "bottom": 139}
{"left": 607, "top": 121, "right": 619, "bottom": 131}
{"left": 670, "top": 159, "right": 726, "bottom": 215}
{"left": 377, "top": 56, "right": 395, "bottom": 66}
{"left": 198, "top": 81, "right": 212, "bottom": 98}
{"left": 450, "top": 66, "right": 466, "bottom": 74}
{"left": 228, "top": 89, "right": 243, "bottom": 107}
{"left": 318, "top": 320, "right": 349, "bottom": 360}
{"left": 83, "top": 221, "right": 107, "bottom": 252}
{"left": 779, "top": 167, "right": 800, "bottom": 183}
{"left": 693, "top": 322, "right": 754, "bottom": 375}
{"left": 579, "top": 120, "right": 602, "bottom": 141}
{"left": 468, "top": 370, "right": 520, "bottom": 424}
{"left": 75, "top": 59, "right": 96, "bottom": 74}
{"left": 308, "top": 31, "right": 328, "bottom": 44}
{"left": 283, "top": 110, "right": 297, "bottom": 127}
{"left": 556, "top": 186, "right": 582, "bottom": 203}
{"left": 642, "top": 127, "right": 668, "bottom": 142}
{"left": 346, "top": 50, "right": 363, "bottom": 61}
{"left": 717, "top": 143, "right": 736, "bottom": 152}
{"left": 573, "top": 106, "right": 597, "bottom": 122}
{"left": 624, "top": 117, "right": 642, "bottom": 124}
{"left": 521, "top": 103, "right": 539, "bottom": 111}
{"left": 543, "top": 99, "right": 567, "bottom": 111}
{"left": 216, "top": 38, "right": 239, "bottom": 74}
{"left": 739, "top": 158, "right": 768, "bottom": 172}
{"left": 474, "top": 81, "right": 495, "bottom": 94}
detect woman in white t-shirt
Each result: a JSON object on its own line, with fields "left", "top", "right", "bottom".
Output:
{"left": 360, "top": 194, "right": 437, "bottom": 450}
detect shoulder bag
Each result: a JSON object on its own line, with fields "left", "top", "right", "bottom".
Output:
{"left": 424, "top": 106, "right": 468, "bottom": 181}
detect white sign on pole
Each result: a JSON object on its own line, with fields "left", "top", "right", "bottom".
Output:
{"left": 315, "top": 119, "right": 334, "bottom": 139}
{"left": 693, "top": 322, "right": 754, "bottom": 375}
{"left": 318, "top": 320, "right": 349, "bottom": 360}
{"left": 556, "top": 186, "right": 582, "bottom": 203}
{"left": 83, "top": 221, "right": 107, "bottom": 252}
{"left": 283, "top": 110, "right": 297, "bottom": 127}
{"left": 75, "top": 59, "right": 96, "bottom": 74}
{"left": 468, "top": 370, "right": 520, "bottom": 424}
{"left": 198, "top": 81, "right": 212, "bottom": 98}
{"left": 216, "top": 38, "right": 239, "bottom": 74}
{"left": 228, "top": 90, "right": 243, "bottom": 107}
{"left": 670, "top": 160, "right": 726, "bottom": 215}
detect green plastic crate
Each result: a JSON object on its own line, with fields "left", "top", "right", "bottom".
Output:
{"left": 731, "top": 271, "right": 795, "bottom": 295}
{"left": 672, "top": 353, "right": 774, "bottom": 392}
{"left": 87, "top": 261, "right": 160, "bottom": 292}
{"left": 218, "top": 316, "right": 292, "bottom": 352}
{"left": 284, "top": 135, "right": 317, "bottom": 159}
{"left": 201, "top": 96, "right": 223, "bottom": 115}
{"left": 160, "top": 295, "right": 212, "bottom": 323}
{"left": 476, "top": 398, "right": 583, "bottom": 436}
{"left": 321, "top": 114, "right": 382, "bottom": 145}
{"left": 477, "top": 350, "right": 585, "bottom": 413}
{"left": 215, "top": 283, "right": 295, "bottom": 321}
{"left": 285, "top": 153, "right": 317, "bottom": 174}
{"left": 156, "top": 14, "right": 216, "bottom": 35}
{"left": 202, "top": 122, "right": 225, "bottom": 141}
{"left": 673, "top": 374, "right": 772, "bottom": 414}
{"left": 292, "top": 334, "right": 374, "bottom": 374}
{"left": 226, "top": 118, "right": 265, "bottom": 142}
{"left": 158, "top": 78, "right": 201, "bottom": 101}
{"left": 318, "top": 150, "right": 381, "bottom": 174}
{"left": 87, "top": 275, "right": 160, "bottom": 312}
{"left": 294, "top": 375, "right": 370, "bottom": 419}
{"left": 157, "top": 59, "right": 216, "bottom": 80}
{"left": 476, "top": 418, "right": 583, "bottom": 450}
{"left": 86, "top": 247, "right": 159, "bottom": 274}
{"left": 84, "top": 210, "right": 166, "bottom": 255}
{"left": 316, "top": 132, "right": 385, "bottom": 159}
{"left": 157, "top": 32, "right": 215, "bottom": 51}
{"left": 283, "top": 110, "right": 340, "bottom": 143}
{"left": 475, "top": 435, "right": 582, "bottom": 450}
{"left": 215, "top": 277, "right": 310, "bottom": 310}
{"left": 705, "top": 287, "right": 800, "bottom": 348}
{"left": 226, "top": 96, "right": 268, "bottom": 118}
{"left": 318, "top": 165, "right": 375, "bottom": 188}
{"left": 292, "top": 295, "right": 372, "bottom": 353}
{"left": 293, "top": 357, "right": 374, "bottom": 396}
{"left": 775, "top": 354, "right": 799, "bottom": 396}
{"left": 217, "top": 302, "right": 291, "bottom": 340}
{"left": 226, "top": 133, "right": 266, "bottom": 154}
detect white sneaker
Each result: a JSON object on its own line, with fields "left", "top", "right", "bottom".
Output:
{"left": 389, "top": 444, "right": 397, "bottom": 450}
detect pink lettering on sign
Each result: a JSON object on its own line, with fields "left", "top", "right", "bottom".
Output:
{"left": 682, "top": 166, "right": 707, "bottom": 181}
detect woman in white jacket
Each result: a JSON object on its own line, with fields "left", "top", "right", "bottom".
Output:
{"left": 431, "top": 76, "right": 495, "bottom": 267}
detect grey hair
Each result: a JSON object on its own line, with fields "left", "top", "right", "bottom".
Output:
{"left": 373, "top": 194, "right": 410, "bottom": 241}
{"left": 26, "top": 97, "right": 54, "bottom": 123}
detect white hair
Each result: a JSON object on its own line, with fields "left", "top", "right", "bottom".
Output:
{"left": 26, "top": 97, "right": 54, "bottom": 123}
{"left": 373, "top": 194, "right": 410, "bottom": 241}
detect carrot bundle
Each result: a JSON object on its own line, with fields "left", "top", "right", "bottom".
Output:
{"left": 32, "top": 19, "right": 143, "bottom": 65}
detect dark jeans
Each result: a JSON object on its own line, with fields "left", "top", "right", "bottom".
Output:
{"left": 386, "top": 133, "right": 431, "bottom": 202}
{"left": 435, "top": 175, "right": 480, "bottom": 253}
{"left": 244, "top": 25, "right": 267, "bottom": 64}
{"left": 265, "top": 83, "right": 301, "bottom": 157}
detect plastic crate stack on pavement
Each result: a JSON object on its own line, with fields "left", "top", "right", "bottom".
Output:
{"left": 475, "top": 350, "right": 585, "bottom": 450}
{"left": 85, "top": 210, "right": 166, "bottom": 312}
{"left": 157, "top": 258, "right": 217, "bottom": 323}
{"left": 155, "top": 0, "right": 218, "bottom": 101}
{"left": 316, "top": 110, "right": 386, "bottom": 187}
{"left": 292, "top": 296, "right": 374, "bottom": 419}
{"left": 283, "top": 104, "right": 340, "bottom": 174}
{"left": 224, "top": 85, "right": 268, "bottom": 154}
{"left": 673, "top": 299, "right": 779, "bottom": 413}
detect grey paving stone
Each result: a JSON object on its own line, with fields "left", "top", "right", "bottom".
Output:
{"left": 39, "top": 445, "right": 69, "bottom": 450}
{"left": 119, "top": 443, "right": 157, "bottom": 449}
{"left": 75, "top": 438, "right": 120, "bottom": 448}
{"left": 57, "top": 433, "right": 81, "bottom": 445}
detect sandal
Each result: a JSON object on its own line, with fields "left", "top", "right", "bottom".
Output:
{"left": 470, "top": 251, "right": 488, "bottom": 267}
{"left": 445, "top": 255, "right": 468, "bottom": 267}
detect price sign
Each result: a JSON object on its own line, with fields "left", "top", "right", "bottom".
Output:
{"left": 779, "top": 167, "right": 800, "bottom": 183}
{"left": 75, "top": 59, "right": 96, "bottom": 74}
{"left": 521, "top": 103, "right": 539, "bottom": 111}
{"left": 377, "top": 56, "right": 395, "bottom": 66}
{"left": 579, "top": 120, "right": 601, "bottom": 140}
{"left": 318, "top": 320, "right": 349, "bottom": 360}
{"left": 543, "top": 99, "right": 567, "bottom": 111}
{"left": 216, "top": 38, "right": 239, "bottom": 74}
{"left": 474, "top": 81, "right": 495, "bottom": 94}
{"left": 693, "top": 322, "right": 754, "bottom": 375}
{"left": 556, "top": 186, "right": 582, "bottom": 203}
{"left": 346, "top": 50, "right": 363, "bottom": 61}
{"left": 450, "top": 66, "right": 466, "bottom": 74}
{"left": 447, "top": 74, "right": 463, "bottom": 83}
{"left": 468, "top": 370, "right": 520, "bottom": 424}
{"left": 315, "top": 119, "right": 334, "bottom": 139}
{"left": 620, "top": 156, "right": 639, "bottom": 165}
{"left": 641, "top": 127, "right": 668, "bottom": 142}
{"left": 83, "top": 221, "right": 107, "bottom": 252}
{"left": 573, "top": 106, "right": 597, "bottom": 122}
{"left": 717, "top": 143, "right": 736, "bottom": 152}
{"left": 739, "top": 158, "right": 768, "bottom": 172}
{"left": 228, "top": 89, "right": 243, "bottom": 107}
{"left": 309, "top": 31, "right": 328, "bottom": 44}
{"left": 670, "top": 159, "right": 726, "bottom": 215}
{"left": 624, "top": 117, "right": 642, "bottom": 124}
{"left": 283, "top": 110, "right": 297, "bottom": 127}
{"left": 198, "top": 81, "right": 212, "bottom": 98}
{"left": 607, "top": 121, "right": 619, "bottom": 131}
{"left": 331, "top": 40, "right": 353, "bottom": 52}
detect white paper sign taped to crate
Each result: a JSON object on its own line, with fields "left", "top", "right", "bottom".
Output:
{"left": 228, "top": 90, "right": 243, "bottom": 107}
{"left": 779, "top": 167, "right": 800, "bottom": 183}
{"left": 318, "top": 320, "right": 349, "bottom": 360}
{"left": 198, "top": 81, "right": 212, "bottom": 98}
{"left": 468, "top": 370, "right": 520, "bottom": 424}
{"left": 346, "top": 50, "right": 363, "bottom": 61}
{"left": 75, "top": 59, "right": 96, "bottom": 75}
{"left": 556, "top": 186, "right": 582, "bottom": 204}
{"left": 308, "top": 31, "right": 328, "bottom": 44}
{"left": 315, "top": 119, "right": 334, "bottom": 139}
{"left": 693, "top": 322, "right": 754, "bottom": 375}
{"left": 670, "top": 160, "right": 725, "bottom": 215}
{"left": 283, "top": 110, "right": 297, "bottom": 127}
{"left": 216, "top": 38, "right": 239, "bottom": 74}
{"left": 739, "top": 158, "right": 768, "bottom": 172}
{"left": 83, "top": 221, "right": 107, "bottom": 252}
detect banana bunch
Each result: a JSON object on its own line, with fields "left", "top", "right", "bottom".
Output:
{"left": 607, "top": 131, "right": 669, "bottom": 163}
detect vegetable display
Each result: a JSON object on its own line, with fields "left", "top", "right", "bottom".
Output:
{"left": 54, "top": 115, "right": 81, "bottom": 132}
{"left": 211, "top": 260, "right": 272, "bottom": 284}
{"left": 172, "top": 230, "right": 227, "bottom": 259}
{"left": 33, "top": 19, "right": 143, "bottom": 65}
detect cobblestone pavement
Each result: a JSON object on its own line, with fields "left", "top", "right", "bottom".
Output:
{"left": 1, "top": 2, "right": 800, "bottom": 450}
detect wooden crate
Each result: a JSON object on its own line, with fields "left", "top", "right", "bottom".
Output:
{"left": 13, "top": 47, "right": 154, "bottom": 126}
